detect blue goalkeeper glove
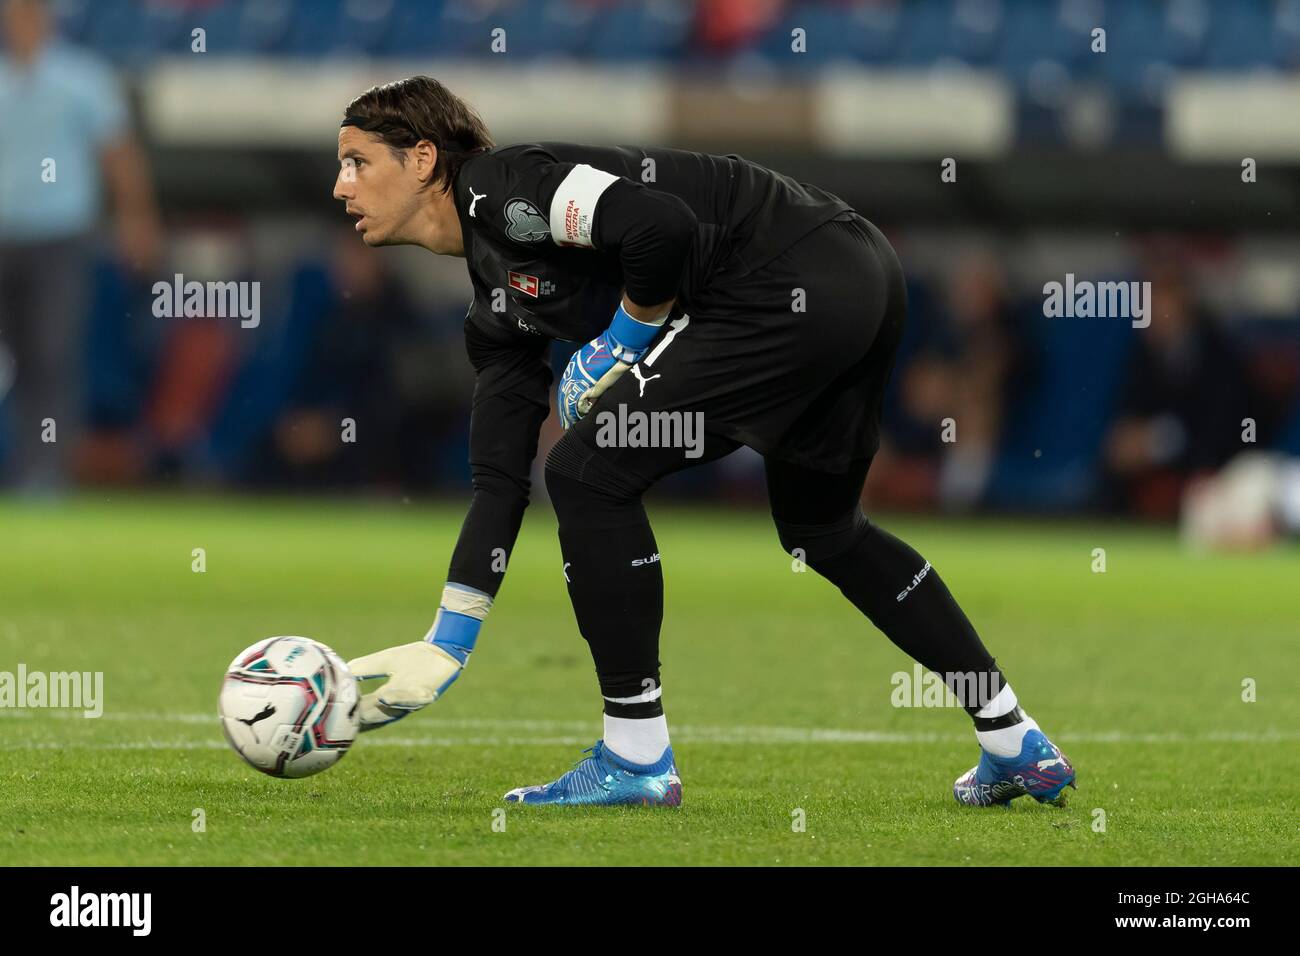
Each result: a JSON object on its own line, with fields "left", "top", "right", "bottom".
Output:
{"left": 557, "top": 303, "right": 667, "bottom": 429}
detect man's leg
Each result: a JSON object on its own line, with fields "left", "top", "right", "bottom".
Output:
{"left": 766, "top": 456, "right": 1007, "bottom": 707}
{"left": 0, "top": 243, "right": 35, "bottom": 486}
{"left": 502, "top": 422, "right": 740, "bottom": 805}
{"left": 544, "top": 426, "right": 740, "bottom": 765}
{"left": 765, "top": 455, "right": 1076, "bottom": 806}
{"left": 0, "top": 238, "right": 91, "bottom": 491}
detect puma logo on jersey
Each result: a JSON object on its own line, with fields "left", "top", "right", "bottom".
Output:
{"left": 631, "top": 364, "right": 661, "bottom": 396}
{"left": 631, "top": 552, "right": 661, "bottom": 567}
{"left": 468, "top": 187, "right": 487, "bottom": 217}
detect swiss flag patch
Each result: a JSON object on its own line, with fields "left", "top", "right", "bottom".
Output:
{"left": 508, "top": 271, "right": 539, "bottom": 298}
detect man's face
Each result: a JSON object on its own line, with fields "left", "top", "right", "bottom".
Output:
{"left": 333, "top": 126, "right": 426, "bottom": 247}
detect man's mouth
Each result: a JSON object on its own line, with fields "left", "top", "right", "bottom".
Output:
{"left": 347, "top": 209, "right": 367, "bottom": 232}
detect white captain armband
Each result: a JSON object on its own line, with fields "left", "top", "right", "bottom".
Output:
{"left": 549, "top": 164, "right": 619, "bottom": 248}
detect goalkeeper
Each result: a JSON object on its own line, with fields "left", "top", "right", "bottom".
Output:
{"left": 336, "top": 76, "right": 1075, "bottom": 809}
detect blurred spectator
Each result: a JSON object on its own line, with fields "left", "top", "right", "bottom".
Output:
{"left": 694, "top": 0, "right": 785, "bottom": 53}
{"left": 0, "top": 0, "right": 161, "bottom": 492}
{"left": 1103, "top": 263, "right": 1253, "bottom": 519}
{"left": 1182, "top": 452, "right": 1300, "bottom": 551}
{"left": 255, "top": 235, "right": 426, "bottom": 490}
{"left": 870, "top": 250, "right": 1026, "bottom": 510}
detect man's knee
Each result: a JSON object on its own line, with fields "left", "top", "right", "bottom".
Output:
{"left": 773, "top": 506, "right": 871, "bottom": 569}
{"left": 545, "top": 430, "right": 650, "bottom": 523}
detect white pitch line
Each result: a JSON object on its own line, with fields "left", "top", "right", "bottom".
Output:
{"left": 2, "top": 728, "right": 1300, "bottom": 749}
{"left": 0, "top": 718, "right": 1297, "bottom": 751}
{"left": 1, "top": 712, "right": 597, "bottom": 729}
{"left": 0, "top": 737, "right": 591, "bottom": 751}
{"left": 8, "top": 712, "right": 1300, "bottom": 745}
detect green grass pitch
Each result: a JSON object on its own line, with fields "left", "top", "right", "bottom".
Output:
{"left": 1, "top": 494, "right": 1296, "bottom": 866}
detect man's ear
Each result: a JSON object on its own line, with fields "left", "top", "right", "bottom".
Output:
{"left": 412, "top": 140, "right": 439, "bottom": 187}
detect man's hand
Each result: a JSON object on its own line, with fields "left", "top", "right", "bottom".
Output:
{"left": 556, "top": 300, "right": 672, "bottom": 428}
{"left": 347, "top": 585, "right": 491, "bottom": 732}
{"left": 557, "top": 330, "right": 636, "bottom": 429}
{"left": 346, "top": 641, "right": 465, "bottom": 732}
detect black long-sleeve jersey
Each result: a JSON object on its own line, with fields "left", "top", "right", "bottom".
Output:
{"left": 446, "top": 143, "right": 854, "bottom": 596}
{"left": 454, "top": 142, "right": 852, "bottom": 344}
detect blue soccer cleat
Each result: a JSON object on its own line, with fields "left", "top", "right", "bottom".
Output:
{"left": 503, "top": 739, "right": 683, "bottom": 807}
{"left": 953, "top": 728, "right": 1076, "bottom": 808}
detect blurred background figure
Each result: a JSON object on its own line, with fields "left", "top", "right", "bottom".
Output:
{"left": 1182, "top": 452, "right": 1300, "bottom": 551}
{"left": 875, "top": 250, "right": 1025, "bottom": 512}
{"left": 255, "top": 233, "right": 424, "bottom": 492}
{"left": 1103, "top": 261, "right": 1252, "bottom": 520}
{"left": 0, "top": 0, "right": 160, "bottom": 492}
{"left": 0, "top": 0, "right": 1295, "bottom": 540}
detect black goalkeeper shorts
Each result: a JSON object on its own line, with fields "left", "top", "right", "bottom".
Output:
{"left": 570, "top": 210, "right": 906, "bottom": 476}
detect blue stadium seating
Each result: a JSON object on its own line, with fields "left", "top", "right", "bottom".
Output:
{"left": 584, "top": 1, "right": 694, "bottom": 62}
{"left": 45, "top": 0, "right": 1286, "bottom": 83}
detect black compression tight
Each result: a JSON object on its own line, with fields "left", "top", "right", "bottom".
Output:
{"left": 545, "top": 431, "right": 1005, "bottom": 718}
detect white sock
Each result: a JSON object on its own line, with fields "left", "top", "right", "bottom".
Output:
{"left": 975, "top": 683, "right": 1018, "bottom": 720}
{"left": 603, "top": 713, "right": 670, "bottom": 766}
{"left": 977, "top": 714, "right": 1039, "bottom": 757}
{"left": 973, "top": 684, "right": 1038, "bottom": 757}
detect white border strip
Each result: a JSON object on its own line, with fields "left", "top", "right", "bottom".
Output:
{"left": 816, "top": 65, "right": 1014, "bottom": 158}
{"left": 1167, "top": 74, "right": 1300, "bottom": 160}
{"left": 143, "top": 59, "right": 671, "bottom": 146}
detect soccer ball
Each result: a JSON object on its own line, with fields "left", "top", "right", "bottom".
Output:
{"left": 219, "top": 636, "right": 360, "bottom": 778}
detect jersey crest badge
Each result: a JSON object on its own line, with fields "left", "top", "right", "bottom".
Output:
{"left": 503, "top": 198, "right": 550, "bottom": 243}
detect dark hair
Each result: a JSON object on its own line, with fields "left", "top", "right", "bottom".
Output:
{"left": 341, "top": 76, "right": 494, "bottom": 194}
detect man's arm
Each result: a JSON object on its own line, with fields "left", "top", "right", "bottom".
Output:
{"left": 568, "top": 176, "right": 693, "bottom": 409}
{"left": 470, "top": 148, "right": 695, "bottom": 318}
{"left": 100, "top": 135, "right": 162, "bottom": 272}
{"left": 545, "top": 167, "right": 698, "bottom": 424}
{"left": 448, "top": 314, "right": 554, "bottom": 592}
{"left": 586, "top": 176, "right": 695, "bottom": 313}
{"left": 347, "top": 314, "right": 552, "bottom": 730}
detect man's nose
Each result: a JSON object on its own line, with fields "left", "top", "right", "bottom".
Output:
{"left": 333, "top": 173, "right": 353, "bottom": 201}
